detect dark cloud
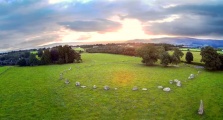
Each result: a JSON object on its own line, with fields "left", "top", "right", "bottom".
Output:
{"left": 59, "top": 19, "right": 122, "bottom": 32}
{"left": 143, "top": 4, "right": 223, "bottom": 36}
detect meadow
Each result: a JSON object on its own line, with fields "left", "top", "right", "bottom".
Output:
{"left": 0, "top": 53, "right": 223, "bottom": 119}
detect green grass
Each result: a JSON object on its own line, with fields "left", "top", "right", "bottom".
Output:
{"left": 30, "top": 51, "right": 38, "bottom": 54}
{"left": 181, "top": 51, "right": 202, "bottom": 63}
{"left": 217, "top": 51, "right": 223, "bottom": 54}
{"left": 73, "top": 47, "right": 85, "bottom": 52}
{"left": 180, "top": 48, "right": 201, "bottom": 52}
{"left": 0, "top": 53, "right": 223, "bottom": 119}
{"left": 0, "top": 66, "right": 11, "bottom": 74}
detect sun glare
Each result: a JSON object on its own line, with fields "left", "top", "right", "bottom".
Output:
{"left": 59, "top": 17, "right": 175, "bottom": 43}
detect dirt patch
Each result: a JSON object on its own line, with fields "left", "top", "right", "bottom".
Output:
{"left": 112, "top": 70, "right": 135, "bottom": 86}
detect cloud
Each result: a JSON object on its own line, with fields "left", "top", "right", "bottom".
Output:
{"left": 59, "top": 19, "right": 122, "bottom": 33}
{"left": 1, "top": 0, "right": 223, "bottom": 52}
{"left": 77, "top": 34, "right": 92, "bottom": 40}
{"left": 143, "top": 4, "right": 223, "bottom": 37}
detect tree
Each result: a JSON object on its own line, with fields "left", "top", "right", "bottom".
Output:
{"left": 29, "top": 54, "right": 39, "bottom": 66}
{"left": 24, "top": 51, "right": 30, "bottom": 58}
{"left": 219, "top": 54, "right": 223, "bottom": 70}
{"left": 17, "top": 59, "right": 26, "bottom": 66}
{"left": 160, "top": 51, "right": 171, "bottom": 66}
{"left": 200, "top": 46, "right": 221, "bottom": 70}
{"left": 37, "top": 49, "right": 43, "bottom": 57}
{"left": 41, "top": 49, "right": 52, "bottom": 65}
{"left": 171, "top": 48, "right": 184, "bottom": 65}
{"left": 50, "top": 48, "right": 59, "bottom": 63}
{"left": 136, "top": 44, "right": 159, "bottom": 66}
{"left": 185, "top": 51, "right": 193, "bottom": 63}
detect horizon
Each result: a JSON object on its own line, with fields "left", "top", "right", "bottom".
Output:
{"left": 1, "top": 0, "right": 223, "bottom": 52}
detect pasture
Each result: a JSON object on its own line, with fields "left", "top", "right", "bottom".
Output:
{"left": 0, "top": 53, "right": 223, "bottom": 119}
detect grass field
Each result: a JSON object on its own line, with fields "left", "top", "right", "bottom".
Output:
{"left": 169, "top": 51, "right": 202, "bottom": 63}
{"left": 0, "top": 53, "right": 223, "bottom": 119}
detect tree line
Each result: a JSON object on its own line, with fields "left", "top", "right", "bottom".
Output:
{"left": 86, "top": 43, "right": 175, "bottom": 56}
{"left": 0, "top": 45, "right": 82, "bottom": 66}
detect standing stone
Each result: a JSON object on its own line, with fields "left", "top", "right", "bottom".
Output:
{"left": 132, "top": 86, "right": 138, "bottom": 91}
{"left": 81, "top": 86, "right": 86, "bottom": 88}
{"left": 169, "top": 80, "right": 173, "bottom": 84}
{"left": 104, "top": 86, "right": 110, "bottom": 90}
{"left": 68, "top": 67, "right": 72, "bottom": 70}
{"left": 158, "top": 86, "right": 163, "bottom": 89}
{"left": 190, "top": 74, "right": 195, "bottom": 78}
{"left": 65, "top": 79, "right": 70, "bottom": 84}
{"left": 93, "top": 85, "right": 97, "bottom": 89}
{"left": 59, "top": 74, "right": 63, "bottom": 80}
{"left": 174, "top": 79, "right": 179, "bottom": 83}
{"left": 163, "top": 87, "right": 171, "bottom": 92}
{"left": 76, "top": 82, "right": 80, "bottom": 86}
{"left": 176, "top": 81, "right": 181, "bottom": 87}
{"left": 198, "top": 100, "right": 204, "bottom": 115}
{"left": 142, "top": 88, "right": 147, "bottom": 91}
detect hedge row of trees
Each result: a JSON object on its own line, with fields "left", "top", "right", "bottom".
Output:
{"left": 0, "top": 51, "right": 31, "bottom": 66}
{"left": 17, "top": 45, "right": 82, "bottom": 66}
{"left": 86, "top": 46, "right": 136, "bottom": 56}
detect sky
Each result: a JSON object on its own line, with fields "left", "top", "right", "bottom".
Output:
{"left": 0, "top": 0, "right": 223, "bottom": 52}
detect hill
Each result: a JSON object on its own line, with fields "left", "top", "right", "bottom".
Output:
{"left": 128, "top": 37, "right": 223, "bottom": 48}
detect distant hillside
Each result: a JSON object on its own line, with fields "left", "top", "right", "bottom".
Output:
{"left": 127, "top": 37, "right": 223, "bottom": 48}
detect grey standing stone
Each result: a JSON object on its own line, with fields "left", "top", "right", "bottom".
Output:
{"left": 163, "top": 87, "right": 171, "bottom": 92}
{"left": 142, "top": 88, "right": 147, "bottom": 91}
{"left": 68, "top": 67, "right": 72, "bottom": 70}
{"left": 198, "top": 100, "right": 204, "bottom": 115}
{"left": 59, "top": 74, "right": 63, "bottom": 80}
{"left": 104, "top": 86, "right": 110, "bottom": 90}
{"left": 176, "top": 81, "right": 181, "bottom": 87}
{"left": 93, "top": 85, "right": 97, "bottom": 89}
{"left": 174, "top": 79, "right": 179, "bottom": 83}
{"left": 65, "top": 79, "right": 70, "bottom": 84}
{"left": 188, "top": 74, "right": 195, "bottom": 80}
{"left": 76, "top": 82, "right": 80, "bottom": 86}
{"left": 132, "top": 86, "right": 138, "bottom": 91}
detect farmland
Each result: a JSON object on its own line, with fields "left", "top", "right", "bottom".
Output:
{"left": 0, "top": 53, "right": 223, "bottom": 119}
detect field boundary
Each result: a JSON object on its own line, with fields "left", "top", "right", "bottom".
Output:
{"left": 0, "top": 66, "right": 13, "bottom": 76}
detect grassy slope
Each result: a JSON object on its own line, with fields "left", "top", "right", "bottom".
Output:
{"left": 0, "top": 53, "right": 223, "bottom": 119}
